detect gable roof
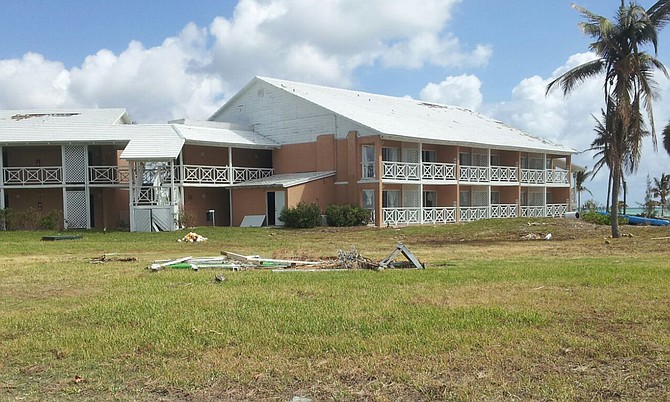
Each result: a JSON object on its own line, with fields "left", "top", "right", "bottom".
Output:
{"left": 0, "top": 108, "right": 277, "bottom": 160}
{"left": 215, "top": 76, "right": 574, "bottom": 154}
{"left": 230, "top": 171, "right": 335, "bottom": 188}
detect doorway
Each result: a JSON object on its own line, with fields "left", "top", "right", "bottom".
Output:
{"left": 266, "top": 191, "right": 285, "bottom": 226}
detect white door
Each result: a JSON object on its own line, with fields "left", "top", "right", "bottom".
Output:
{"left": 274, "top": 191, "right": 285, "bottom": 226}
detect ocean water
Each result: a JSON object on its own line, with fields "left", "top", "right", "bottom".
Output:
{"left": 603, "top": 207, "right": 665, "bottom": 216}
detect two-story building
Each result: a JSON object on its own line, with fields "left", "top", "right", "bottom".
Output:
{"left": 0, "top": 77, "right": 575, "bottom": 231}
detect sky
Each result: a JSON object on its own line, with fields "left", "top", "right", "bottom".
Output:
{"left": 1, "top": 0, "right": 669, "bottom": 206}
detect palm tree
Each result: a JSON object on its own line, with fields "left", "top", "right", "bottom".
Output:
{"left": 546, "top": 0, "right": 670, "bottom": 238}
{"left": 663, "top": 122, "right": 670, "bottom": 156}
{"left": 574, "top": 168, "right": 593, "bottom": 212}
{"left": 652, "top": 173, "right": 670, "bottom": 215}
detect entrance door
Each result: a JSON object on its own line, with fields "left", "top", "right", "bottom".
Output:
{"left": 266, "top": 191, "right": 286, "bottom": 226}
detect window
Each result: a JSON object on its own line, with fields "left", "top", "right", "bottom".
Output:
{"left": 520, "top": 191, "right": 528, "bottom": 206}
{"left": 423, "top": 191, "right": 437, "bottom": 207}
{"left": 362, "top": 145, "right": 375, "bottom": 179}
{"left": 490, "top": 191, "right": 500, "bottom": 204}
{"left": 490, "top": 154, "right": 500, "bottom": 166}
{"left": 382, "top": 190, "right": 400, "bottom": 208}
{"left": 459, "top": 190, "right": 470, "bottom": 207}
{"left": 422, "top": 150, "right": 436, "bottom": 163}
{"left": 459, "top": 152, "right": 471, "bottom": 166}
{"left": 382, "top": 147, "right": 400, "bottom": 162}
{"left": 362, "top": 189, "right": 375, "bottom": 210}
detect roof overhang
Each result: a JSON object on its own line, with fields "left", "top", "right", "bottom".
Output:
{"left": 231, "top": 171, "right": 335, "bottom": 189}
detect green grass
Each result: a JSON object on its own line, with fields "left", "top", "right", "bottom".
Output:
{"left": 1, "top": 219, "right": 669, "bottom": 400}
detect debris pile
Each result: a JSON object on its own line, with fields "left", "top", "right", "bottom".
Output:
{"left": 148, "top": 242, "right": 425, "bottom": 272}
{"left": 177, "top": 232, "right": 208, "bottom": 243}
{"left": 90, "top": 254, "right": 137, "bottom": 264}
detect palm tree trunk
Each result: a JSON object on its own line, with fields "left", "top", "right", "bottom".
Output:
{"left": 606, "top": 170, "right": 612, "bottom": 212}
{"left": 611, "top": 167, "right": 621, "bottom": 238}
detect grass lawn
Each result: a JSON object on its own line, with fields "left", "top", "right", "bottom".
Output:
{"left": 1, "top": 218, "right": 669, "bottom": 401}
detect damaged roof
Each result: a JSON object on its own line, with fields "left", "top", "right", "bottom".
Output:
{"left": 254, "top": 77, "right": 576, "bottom": 154}
{"left": 0, "top": 109, "right": 277, "bottom": 159}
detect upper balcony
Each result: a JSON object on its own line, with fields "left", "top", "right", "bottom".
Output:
{"left": 1, "top": 164, "right": 273, "bottom": 187}
{"left": 378, "top": 161, "right": 568, "bottom": 186}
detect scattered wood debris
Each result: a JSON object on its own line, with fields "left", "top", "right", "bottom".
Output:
{"left": 177, "top": 232, "right": 208, "bottom": 242}
{"left": 42, "top": 235, "right": 83, "bottom": 241}
{"left": 148, "top": 242, "right": 425, "bottom": 272}
{"left": 90, "top": 254, "right": 138, "bottom": 264}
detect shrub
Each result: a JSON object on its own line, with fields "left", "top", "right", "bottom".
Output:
{"left": 581, "top": 210, "right": 628, "bottom": 226}
{"left": 0, "top": 208, "right": 64, "bottom": 230}
{"left": 279, "top": 202, "right": 322, "bottom": 228}
{"left": 325, "top": 204, "right": 371, "bottom": 227}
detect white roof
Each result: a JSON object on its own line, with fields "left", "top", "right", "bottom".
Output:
{"left": 0, "top": 108, "right": 130, "bottom": 126}
{"left": 119, "top": 125, "right": 185, "bottom": 160}
{"left": 253, "top": 77, "right": 575, "bottom": 154}
{"left": 171, "top": 121, "right": 278, "bottom": 149}
{"left": 231, "top": 171, "right": 335, "bottom": 188}
{"left": 0, "top": 108, "right": 278, "bottom": 160}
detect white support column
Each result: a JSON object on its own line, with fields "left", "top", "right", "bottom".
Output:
{"left": 60, "top": 146, "right": 68, "bottom": 229}
{"left": 84, "top": 145, "right": 91, "bottom": 229}
{"left": 0, "top": 146, "right": 5, "bottom": 211}
{"left": 128, "top": 161, "right": 135, "bottom": 232}
{"left": 170, "top": 159, "right": 177, "bottom": 230}
{"left": 228, "top": 147, "right": 234, "bottom": 226}
{"left": 419, "top": 142, "right": 423, "bottom": 224}
{"left": 488, "top": 148, "right": 492, "bottom": 218}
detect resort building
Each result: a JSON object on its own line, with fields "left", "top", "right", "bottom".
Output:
{"left": 0, "top": 77, "right": 575, "bottom": 231}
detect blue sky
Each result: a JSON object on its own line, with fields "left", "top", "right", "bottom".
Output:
{"left": 1, "top": 0, "right": 669, "bottom": 205}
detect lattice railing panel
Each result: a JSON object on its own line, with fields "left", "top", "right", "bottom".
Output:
{"left": 63, "top": 146, "right": 87, "bottom": 183}
{"left": 65, "top": 190, "right": 88, "bottom": 228}
{"left": 422, "top": 163, "right": 456, "bottom": 181}
{"left": 491, "top": 204, "right": 518, "bottom": 218}
{"left": 423, "top": 207, "right": 457, "bottom": 223}
{"left": 382, "top": 208, "right": 421, "bottom": 225}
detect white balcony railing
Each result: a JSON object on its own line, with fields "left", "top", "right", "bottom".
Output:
{"left": 180, "top": 165, "right": 273, "bottom": 185}
{"left": 232, "top": 167, "right": 274, "bottom": 183}
{"left": 490, "top": 166, "right": 518, "bottom": 183}
{"left": 423, "top": 207, "right": 457, "bottom": 224}
{"left": 89, "top": 166, "right": 129, "bottom": 184}
{"left": 521, "top": 206, "right": 545, "bottom": 217}
{"left": 3, "top": 167, "right": 62, "bottom": 185}
{"left": 546, "top": 169, "right": 569, "bottom": 184}
{"left": 382, "top": 207, "right": 421, "bottom": 225}
{"left": 546, "top": 203, "right": 568, "bottom": 217}
{"left": 459, "top": 166, "right": 489, "bottom": 182}
{"left": 379, "top": 204, "right": 568, "bottom": 225}
{"left": 182, "top": 165, "right": 230, "bottom": 184}
{"left": 521, "top": 169, "right": 545, "bottom": 184}
{"left": 382, "top": 161, "right": 420, "bottom": 180}
{"left": 490, "top": 204, "right": 519, "bottom": 218}
{"left": 422, "top": 162, "right": 456, "bottom": 181}
{"left": 459, "top": 206, "right": 489, "bottom": 221}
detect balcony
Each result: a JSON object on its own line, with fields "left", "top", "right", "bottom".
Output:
{"left": 180, "top": 165, "right": 273, "bottom": 185}
{"left": 382, "top": 161, "right": 456, "bottom": 182}
{"left": 379, "top": 204, "right": 567, "bottom": 225}
{"left": 89, "top": 166, "right": 130, "bottom": 185}
{"left": 377, "top": 162, "right": 568, "bottom": 186}
{"left": 1, "top": 164, "right": 274, "bottom": 187}
{"left": 3, "top": 166, "right": 62, "bottom": 185}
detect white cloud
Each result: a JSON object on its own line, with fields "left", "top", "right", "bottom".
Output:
{"left": 419, "top": 74, "right": 483, "bottom": 111}
{"left": 0, "top": 53, "right": 72, "bottom": 109}
{"left": 485, "top": 52, "right": 670, "bottom": 206}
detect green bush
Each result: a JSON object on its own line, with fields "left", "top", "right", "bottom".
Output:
{"left": 0, "top": 208, "right": 64, "bottom": 230}
{"left": 279, "top": 202, "right": 322, "bottom": 228}
{"left": 325, "top": 204, "right": 371, "bottom": 227}
{"left": 581, "top": 210, "right": 629, "bottom": 226}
